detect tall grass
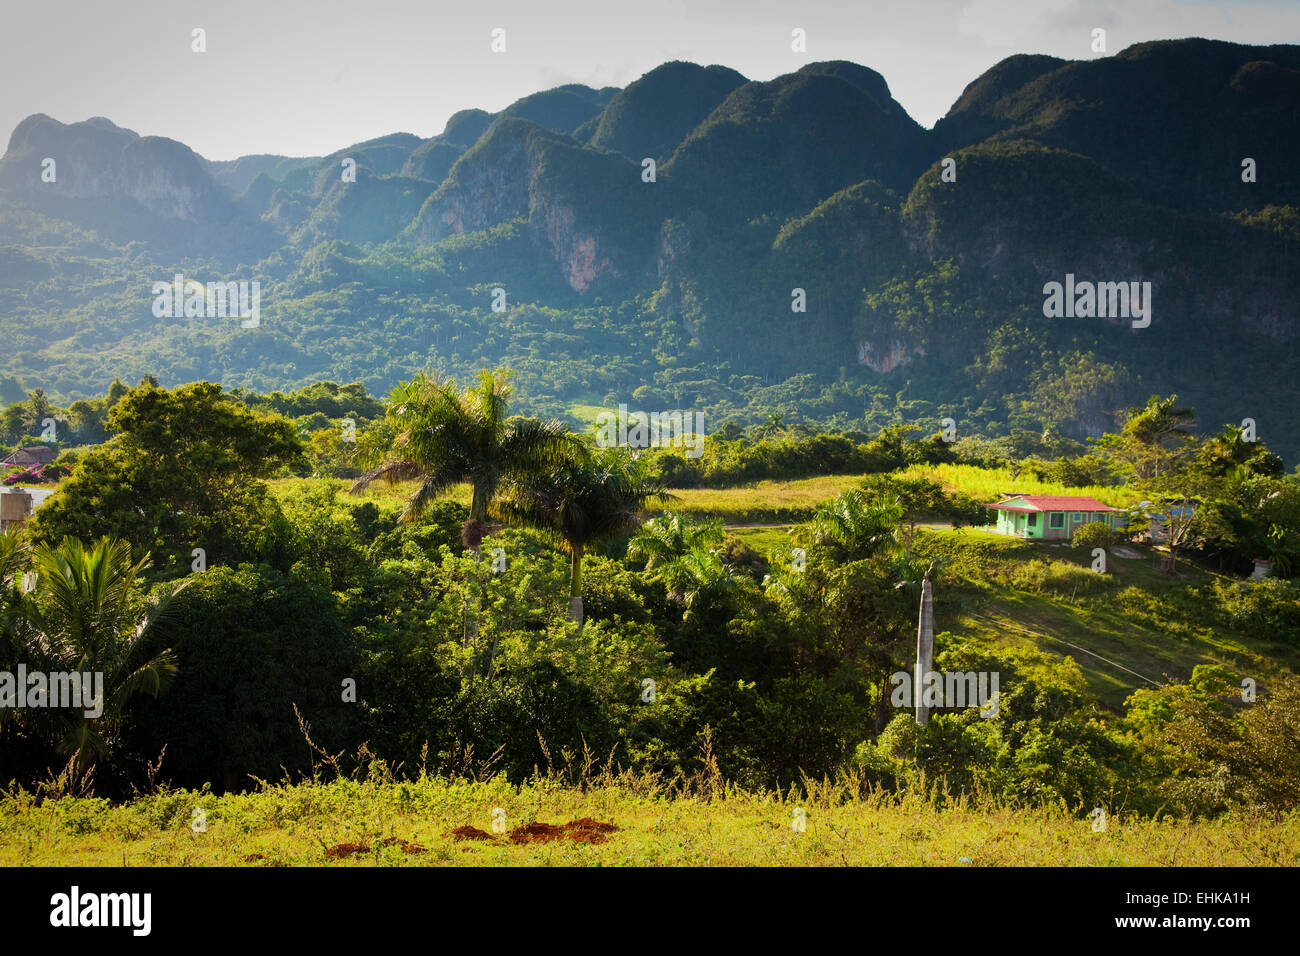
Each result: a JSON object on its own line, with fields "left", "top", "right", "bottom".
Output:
{"left": 4, "top": 764, "right": 1295, "bottom": 866}
{"left": 900, "top": 464, "right": 1138, "bottom": 508}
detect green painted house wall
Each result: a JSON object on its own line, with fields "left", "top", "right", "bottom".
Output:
{"left": 988, "top": 497, "right": 1123, "bottom": 541}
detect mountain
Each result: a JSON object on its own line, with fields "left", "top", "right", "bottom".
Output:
{"left": 1, "top": 115, "right": 235, "bottom": 225}
{"left": 497, "top": 83, "right": 618, "bottom": 136}
{"left": 934, "top": 39, "right": 1300, "bottom": 210}
{"left": 401, "top": 109, "right": 496, "bottom": 182}
{"left": 664, "top": 63, "right": 929, "bottom": 224}
{"left": 0, "top": 42, "right": 1298, "bottom": 459}
{"left": 588, "top": 61, "right": 747, "bottom": 162}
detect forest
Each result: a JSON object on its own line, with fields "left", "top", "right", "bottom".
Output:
{"left": 2, "top": 372, "right": 1298, "bottom": 825}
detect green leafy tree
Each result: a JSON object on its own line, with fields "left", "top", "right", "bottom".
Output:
{"left": 860, "top": 474, "right": 982, "bottom": 556}
{"left": 352, "top": 370, "right": 575, "bottom": 551}
{"left": 1100, "top": 394, "right": 1197, "bottom": 481}
{"left": 499, "top": 449, "right": 670, "bottom": 624}
{"left": 28, "top": 382, "right": 301, "bottom": 574}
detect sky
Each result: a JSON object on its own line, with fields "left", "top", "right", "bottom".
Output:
{"left": 1, "top": 0, "right": 1297, "bottom": 161}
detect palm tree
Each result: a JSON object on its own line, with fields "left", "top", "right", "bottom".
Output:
{"left": 660, "top": 545, "right": 750, "bottom": 609}
{"left": 13, "top": 537, "right": 186, "bottom": 773}
{"left": 809, "top": 489, "right": 902, "bottom": 562}
{"left": 1120, "top": 395, "right": 1197, "bottom": 479}
{"left": 499, "top": 449, "right": 672, "bottom": 625}
{"left": 0, "top": 533, "right": 29, "bottom": 672}
{"left": 626, "top": 512, "right": 724, "bottom": 572}
{"left": 753, "top": 412, "right": 786, "bottom": 440}
{"left": 351, "top": 370, "right": 576, "bottom": 551}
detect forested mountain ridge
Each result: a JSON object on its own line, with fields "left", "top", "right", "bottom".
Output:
{"left": 0, "top": 39, "right": 1297, "bottom": 459}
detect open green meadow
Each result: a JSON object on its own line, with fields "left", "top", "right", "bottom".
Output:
{"left": 4, "top": 775, "right": 1295, "bottom": 867}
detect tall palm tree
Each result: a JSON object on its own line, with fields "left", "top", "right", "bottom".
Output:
{"left": 14, "top": 537, "right": 186, "bottom": 772}
{"left": 351, "top": 370, "right": 576, "bottom": 551}
{"left": 1120, "top": 395, "right": 1197, "bottom": 479}
{"left": 499, "top": 449, "right": 671, "bottom": 625}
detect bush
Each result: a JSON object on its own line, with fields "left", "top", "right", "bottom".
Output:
{"left": 718, "top": 535, "right": 769, "bottom": 581}
{"left": 1213, "top": 578, "right": 1300, "bottom": 644}
{"left": 2, "top": 463, "right": 69, "bottom": 485}
{"left": 1072, "top": 521, "right": 1113, "bottom": 551}
{"left": 1010, "top": 558, "right": 1112, "bottom": 597}
{"left": 129, "top": 564, "right": 360, "bottom": 791}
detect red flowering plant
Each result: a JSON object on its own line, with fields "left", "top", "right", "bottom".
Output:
{"left": 2, "top": 464, "right": 69, "bottom": 485}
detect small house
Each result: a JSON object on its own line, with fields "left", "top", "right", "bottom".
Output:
{"left": 1, "top": 445, "right": 57, "bottom": 467}
{"left": 983, "top": 494, "right": 1124, "bottom": 541}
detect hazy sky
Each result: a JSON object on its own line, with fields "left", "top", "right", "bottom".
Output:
{"left": 1, "top": 0, "right": 1297, "bottom": 161}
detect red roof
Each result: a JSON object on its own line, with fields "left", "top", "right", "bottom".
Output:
{"left": 983, "top": 495, "right": 1117, "bottom": 513}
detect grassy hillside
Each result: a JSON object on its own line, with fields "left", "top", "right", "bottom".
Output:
{"left": 909, "top": 527, "right": 1300, "bottom": 709}
{"left": 3, "top": 774, "right": 1295, "bottom": 866}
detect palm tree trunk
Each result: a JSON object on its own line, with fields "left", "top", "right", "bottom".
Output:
{"left": 568, "top": 544, "right": 584, "bottom": 627}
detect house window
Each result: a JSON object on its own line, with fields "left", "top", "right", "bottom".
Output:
{"left": 1027, "top": 513, "right": 1037, "bottom": 527}
{"left": 1049, "top": 513, "right": 1065, "bottom": 529}
{"left": 1072, "top": 512, "right": 1083, "bottom": 522}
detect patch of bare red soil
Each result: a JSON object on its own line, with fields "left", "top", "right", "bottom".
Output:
{"left": 508, "top": 819, "right": 620, "bottom": 845}
{"left": 324, "top": 842, "right": 369, "bottom": 859}
{"left": 565, "top": 818, "right": 619, "bottom": 833}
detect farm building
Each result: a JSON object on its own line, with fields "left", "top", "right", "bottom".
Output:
{"left": 983, "top": 494, "right": 1125, "bottom": 542}
{"left": 1, "top": 445, "right": 56, "bottom": 467}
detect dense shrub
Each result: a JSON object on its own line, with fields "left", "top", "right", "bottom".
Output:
{"left": 128, "top": 564, "right": 360, "bottom": 791}
{"left": 1009, "top": 558, "right": 1113, "bottom": 597}
{"left": 1071, "top": 521, "right": 1114, "bottom": 551}
{"left": 1213, "top": 577, "right": 1300, "bottom": 644}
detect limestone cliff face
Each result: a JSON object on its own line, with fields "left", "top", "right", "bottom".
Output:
{"left": 408, "top": 117, "right": 643, "bottom": 292}
{"left": 408, "top": 120, "right": 538, "bottom": 243}
{"left": 120, "top": 137, "right": 225, "bottom": 220}
{"left": 532, "top": 183, "right": 628, "bottom": 291}
{"left": 0, "top": 115, "right": 232, "bottom": 223}
{"left": 531, "top": 203, "right": 613, "bottom": 292}
{"left": 857, "top": 338, "right": 923, "bottom": 373}
{"left": 656, "top": 215, "right": 699, "bottom": 278}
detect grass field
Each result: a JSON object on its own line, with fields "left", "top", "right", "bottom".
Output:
{"left": 270, "top": 464, "right": 1137, "bottom": 527}
{"left": 269, "top": 474, "right": 864, "bottom": 525}
{"left": 4, "top": 774, "right": 1296, "bottom": 866}
{"left": 668, "top": 475, "right": 863, "bottom": 523}
{"left": 899, "top": 463, "right": 1140, "bottom": 508}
